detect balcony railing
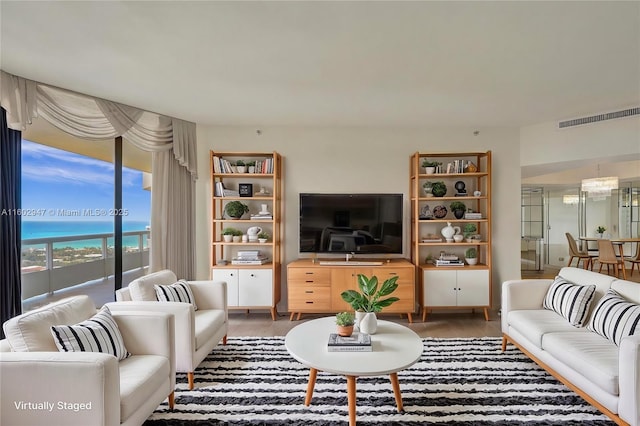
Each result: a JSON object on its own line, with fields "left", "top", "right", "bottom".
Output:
{"left": 21, "top": 230, "right": 150, "bottom": 300}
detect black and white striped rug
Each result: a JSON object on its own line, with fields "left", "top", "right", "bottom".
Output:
{"left": 144, "top": 336, "right": 614, "bottom": 425}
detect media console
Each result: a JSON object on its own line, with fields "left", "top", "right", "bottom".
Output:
{"left": 287, "top": 258, "right": 416, "bottom": 322}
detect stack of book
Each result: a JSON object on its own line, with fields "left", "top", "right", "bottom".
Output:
{"left": 464, "top": 212, "right": 482, "bottom": 219}
{"left": 435, "top": 254, "right": 464, "bottom": 266}
{"left": 214, "top": 181, "right": 239, "bottom": 197}
{"left": 231, "top": 250, "right": 270, "bottom": 265}
{"left": 250, "top": 212, "right": 273, "bottom": 220}
{"left": 327, "top": 332, "right": 372, "bottom": 352}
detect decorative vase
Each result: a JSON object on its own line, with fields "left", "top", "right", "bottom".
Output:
{"left": 359, "top": 312, "right": 377, "bottom": 335}
{"left": 337, "top": 325, "right": 354, "bottom": 337}
{"left": 441, "top": 222, "right": 461, "bottom": 243}
{"left": 453, "top": 234, "right": 463, "bottom": 243}
{"left": 354, "top": 311, "right": 366, "bottom": 331}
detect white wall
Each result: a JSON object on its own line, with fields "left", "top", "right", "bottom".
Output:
{"left": 194, "top": 126, "right": 522, "bottom": 312}
{"left": 520, "top": 115, "right": 640, "bottom": 167}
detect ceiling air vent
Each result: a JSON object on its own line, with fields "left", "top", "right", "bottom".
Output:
{"left": 558, "top": 107, "right": 640, "bottom": 128}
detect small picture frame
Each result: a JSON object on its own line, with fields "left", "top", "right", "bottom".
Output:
{"left": 238, "top": 183, "right": 253, "bottom": 197}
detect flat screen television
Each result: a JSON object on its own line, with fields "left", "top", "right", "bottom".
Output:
{"left": 299, "top": 193, "right": 403, "bottom": 254}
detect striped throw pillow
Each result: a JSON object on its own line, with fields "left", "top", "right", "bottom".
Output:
{"left": 587, "top": 289, "right": 640, "bottom": 346}
{"left": 155, "top": 280, "right": 198, "bottom": 310}
{"left": 50, "top": 306, "right": 130, "bottom": 360}
{"left": 543, "top": 276, "right": 596, "bottom": 327}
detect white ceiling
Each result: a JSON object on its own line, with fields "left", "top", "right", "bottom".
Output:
{"left": 1, "top": 1, "right": 639, "bottom": 181}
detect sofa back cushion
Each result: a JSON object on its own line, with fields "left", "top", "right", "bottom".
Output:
{"left": 543, "top": 276, "right": 596, "bottom": 327}
{"left": 3, "top": 295, "right": 96, "bottom": 352}
{"left": 129, "top": 270, "right": 178, "bottom": 301}
{"left": 611, "top": 279, "right": 640, "bottom": 304}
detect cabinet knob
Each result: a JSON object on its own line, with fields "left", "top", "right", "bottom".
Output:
{"left": 305, "top": 290, "right": 313, "bottom": 294}
{"left": 250, "top": 274, "right": 255, "bottom": 277}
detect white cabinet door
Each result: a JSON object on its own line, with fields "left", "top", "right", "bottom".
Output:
{"left": 239, "top": 269, "right": 273, "bottom": 306}
{"left": 423, "top": 270, "right": 457, "bottom": 306}
{"left": 212, "top": 269, "right": 240, "bottom": 307}
{"left": 423, "top": 269, "right": 489, "bottom": 307}
{"left": 456, "top": 269, "right": 490, "bottom": 306}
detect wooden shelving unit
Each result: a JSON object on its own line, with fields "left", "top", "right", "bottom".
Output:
{"left": 209, "top": 151, "right": 282, "bottom": 320}
{"left": 410, "top": 151, "right": 492, "bottom": 321}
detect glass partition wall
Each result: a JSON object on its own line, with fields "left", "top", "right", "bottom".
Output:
{"left": 521, "top": 182, "right": 639, "bottom": 277}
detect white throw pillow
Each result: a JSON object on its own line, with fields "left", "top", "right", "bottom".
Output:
{"left": 50, "top": 306, "right": 130, "bottom": 360}
{"left": 155, "top": 280, "right": 198, "bottom": 310}
{"left": 543, "top": 276, "right": 596, "bottom": 327}
{"left": 588, "top": 289, "right": 640, "bottom": 346}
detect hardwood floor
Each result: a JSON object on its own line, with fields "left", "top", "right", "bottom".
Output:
{"left": 227, "top": 310, "right": 503, "bottom": 338}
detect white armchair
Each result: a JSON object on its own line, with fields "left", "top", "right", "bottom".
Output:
{"left": 108, "top": 269, "right": 228, "bottom": 390}
{"left": 1, "top": 295, "right": 175, "bottom": 426}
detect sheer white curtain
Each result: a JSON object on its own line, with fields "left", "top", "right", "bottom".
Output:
{"left": 1, "top": 70, "right": 197, "bottom": 278}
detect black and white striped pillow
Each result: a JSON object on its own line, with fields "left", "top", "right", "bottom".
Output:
{"left": 587, "top": 289, "right": 640, "bottom": 346}
{"left": 50, "top": 306, "right": 130, "bottom": 360}
{"left": 155, "top": 280, "right": 198, "bottom": 310}
{"left": 543, "top": 276, "right": 596, "bottom": 327}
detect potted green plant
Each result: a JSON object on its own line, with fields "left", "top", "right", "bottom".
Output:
{"left": 257, "top": 231, "right": 269, "bottom": 243}
{"left": 224, "top": 201, "right": 249, "bottom": 219}
{"left": 422, "top": 181, "right": 434, "bottom": 197}
{"left": 246, "top": 160, "right": 256, "bottom": 173}
{"left": 449, "top": 201, "right": 467, "bottom": 219}
{"left": 235, "top": 160, "right": 246, "bottom": 173}
{"left": 341, "top": 274, "right": 399, "bottom": 335}
{"left": 222, "top": 227, "right": 241, "bottom": 242}
{"left": 335, "top": 311, "right": 355, "bottom": 337}
{"left": 431, "top": 181, "right": 447, "bottom": 197}
{"left": 463, "top": 223, "right": 477, "bottom": 241}
{"left": 596, "top": 226, "right": 606, "bottom": 238}
{"left": 465, "top": 247, "right": 478, "bottom": 265}
{"left": 421, "top": 159, "right": 441, "bottom": 174}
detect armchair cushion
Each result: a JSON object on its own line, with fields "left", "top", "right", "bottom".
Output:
{"left": 543, "top": 276, "right": 596, "bottom": 327}
{"left": 3, "top": 295, "right": 97, "bottom": 352}
{"left": 129, "top": 270, "right": 178, "bottom": 301}
{"left": 51, "top": 306, "right": 130, "bottom": 360}
{"left": 588, "top": 289, "right": 640, "bottom": 346}
{"left": 155, "top": 280, "right": 198, "bottom": 310}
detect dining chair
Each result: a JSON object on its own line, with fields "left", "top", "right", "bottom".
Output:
{"left": 565, "top": 232, "right": 595, "bottom": 270}
{"left": 596, "top": 239, "right": 627, "bottom": 279}
{"left": 624, "top": 242, "right": 640, "bottom": 276}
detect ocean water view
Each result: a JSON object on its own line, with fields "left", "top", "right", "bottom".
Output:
{"left": 22, "top": 220, "right": 150, "bottom": 249}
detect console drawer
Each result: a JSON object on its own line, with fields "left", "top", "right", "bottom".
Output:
{"left": 288, "top": 286, "right": 331, "bottom": 310}
{"left": 288, "top": 268, "right": 331, "bottom": 283}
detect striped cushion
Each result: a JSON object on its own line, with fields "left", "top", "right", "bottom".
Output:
{"left": 50, "top": 306, "right": 130, "bottom": 360}
{"left": 155, "top": 280, "right": 198, "bottom": 310}
{"left": 587, "top": 289, "right": 640, "bottom": 346}
{"left": 543, "top": 276, "right": 596, "bottom": 327}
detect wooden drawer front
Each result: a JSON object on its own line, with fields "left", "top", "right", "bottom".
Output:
{"left": 288, "top": 286, "right": 331, "bottom": 310}
{"left": 288, "top": 268, "right": 331, "bottom": 283}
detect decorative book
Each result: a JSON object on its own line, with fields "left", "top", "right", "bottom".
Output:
{"left": 327, "top": 332, "right": 372, "bottom": 352}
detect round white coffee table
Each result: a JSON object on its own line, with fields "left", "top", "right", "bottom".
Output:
{"left": 284, "top": 316, "right": 423, "bottom": 426}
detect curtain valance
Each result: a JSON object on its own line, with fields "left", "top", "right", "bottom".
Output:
{"left": 0, "top": 70, "right": 196, "bottom": 178}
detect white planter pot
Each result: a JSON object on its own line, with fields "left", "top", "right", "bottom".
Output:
{"left": 359, "top": 312, "right": 378, "bottom": 335}
{"left": 222, "top": 235, "right": 233, "bottom": 242}
{"left": 465, "top": 258, "right": 478, "bottom": 265}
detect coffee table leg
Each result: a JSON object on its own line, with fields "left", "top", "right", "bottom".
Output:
{"left": 346, "top": 375, "right": 357, "bottom": 426}
{"left": 304, "top": 368, "right": 318, "bottom": 406}
{"left": 389, "top": 372, "right": 404, "bottom": 413}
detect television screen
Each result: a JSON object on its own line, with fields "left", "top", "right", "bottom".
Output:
{"left": 299, "top": 193, "right": 403, "bottom": 254}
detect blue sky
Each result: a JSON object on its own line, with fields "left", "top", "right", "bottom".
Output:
{"left": 21, "top": 139, "right": 150, "bottom": 222}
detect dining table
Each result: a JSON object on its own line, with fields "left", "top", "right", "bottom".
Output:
{"left": 578, "top": 237, "right": 640, "bottom": 278}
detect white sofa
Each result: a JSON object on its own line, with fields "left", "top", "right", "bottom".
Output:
{"left": 502, "top": 267, "right": 640, "bottom": 426}
{"left": 108, "top": 269, "right": 228, "bottom": 389}
{"left": 0, "top": 295, "right": 175, "bottom": 426}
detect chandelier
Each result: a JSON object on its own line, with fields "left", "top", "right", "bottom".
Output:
{"left": 581, "top": 164, "right": 618, "bottom": 199}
